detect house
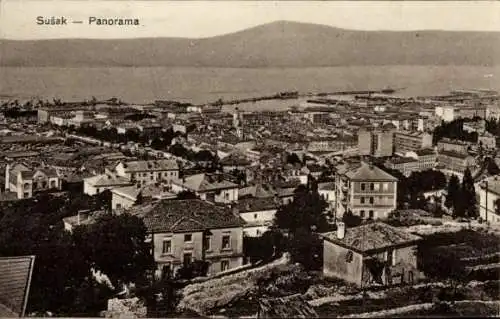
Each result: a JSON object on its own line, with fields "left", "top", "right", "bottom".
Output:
{"left": 83, "top": 172, "right": 133, "bottom": 195}
{"left": 335, "top": 162, "right": 398, "bottom": 220}
{"left": 220, "top": 153, "right": 252, "bottom": 173}
{"left": 321, "top": 222, "right": 422, "bottom": 287}
{"left": 111, "top": 184, "right": 177, "bottom": 211}
{"left": 478, "top": 132, "right": 497, "bottom": 150}
{"left": 5, "top": 163, "right": 61, "bottom": 199}
{"left": 258, "top": 294, "right": 318, "bottom": 318}
{"left": 171, "top": 173, "right": 239, "bottom": 203}
{"left": 132, "top": 199, "right": 245, "bottom": 278}
{"left": 115, "top": 159, "right": 179, "bottom": 187}
{"left": 478, "top": 175, "right": 500, "bottom": 224}
{"left": 235, "top": 197, "right": 279, "bottom": 237}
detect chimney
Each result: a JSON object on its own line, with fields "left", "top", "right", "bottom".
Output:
{"left": 336, "top": 221, "right": 345, "bottom": 239}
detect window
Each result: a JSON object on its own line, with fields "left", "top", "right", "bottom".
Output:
{"left": 116, "top": 203, "right": 122, "bottom": 209}
{"left": 150, "top": 176, "right": 154, "bottom": 180}
{"left": 360, "top": 183, "right": 366, "bottom": 191}
{"left": 370, "top": 183, "right": 374, "bottom": 191}
{"left": 374, "top": 183, "right": 380, "bottom": 191}
{"left": 360, "top": 210, "right": 365, "bottom": 218}
{"left": 369, "top": 210, "right": 374, "bottom": 219}
{"left": 387, "top": 249, "right": 397, "bottom": 266}
{"left": 162, "top": 239, "right": 172, "bottom": 254}
{"left": 203, "top": 235, "right": 211, "bottom": 251}
{"left": 346, "top": 250, "right": 354, "bottom": 263}
{"left": 221, "top": 260, "right": 230, "bottom": 272}
{"left": 256, "top": 229, "right": 262, "bottom": 236}
{"left": 383, "top": 183, "right": 389, "bottom": 191}
{"left": 254, "top": 213, "right": 258, "bottom": 220}
{"left": 369, "top": 197, "right": 374, "bottom": 204}
{"left": 184, "top": 234, "right": 192, "bottom": 242}
{"left": 360, "top": 197, "right": 365, "bottom": 204}
{"left": 96, "top": 188, "right": 100, "bottom": 193}
{"left": 183, "top": 253, "right": 192, "bottom": 265}
{"left": 225, "top": 192, "right": 229, "bottom": 200}
{"left": 222, "top": 235, "right": 231, "bottom": 250}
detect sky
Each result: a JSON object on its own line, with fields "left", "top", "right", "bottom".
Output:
{"left": 1, "top": 1, "right": 500, "bottom": 40}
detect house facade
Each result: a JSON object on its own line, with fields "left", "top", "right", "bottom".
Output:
{"left": 170, "top": 173, "right": 239, "bottom": 203}
{"left": 83, "top": 173, "right": 133, "bottom": 195}
{"left": 478, "top": 176, "right": 500, "bottom": 224}
{"left": 115, "top": 159, "right": 179, "bottom": 187}
{"left": 5, "top": 163, "right": 61, "bottom": 199}
{"left": 335, "top": 162, "right": 398, "bottom": 220}
{"left": 135, "top": 199, "right": 245, "bottom": 278}
{"left": 235, "top": 197, "right": 279, "bottom": 237}
{"left": 321, "top": 222, "right": 422, "bottom": 287}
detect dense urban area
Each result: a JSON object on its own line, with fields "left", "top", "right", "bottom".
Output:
{"left": 1, "top": 88, "right": 500, "bottom": 318}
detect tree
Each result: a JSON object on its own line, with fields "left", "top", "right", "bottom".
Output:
{"left": 176, "top": 190, "right": 198, "bottom": 200}
{"left": 244, "top": 230, "right": 285, "bottom": 263}
{"left": 274, "top": 184, "right": 329, "bottom": 234}
{"left": 286, "top": 153, "right": 302, "bottom": 165}
{"left": 175, "top": 260, "right": 209, "bottom": 280}
{"left": 273, "top": 182, "right": 330, "bottom": 270}
{"left": 461, "top": 167, "right": 478, "bottom": 218}
{"left": 445, "top": 174, "right": 461, "bottom": 212}
{"left": 342, "top": 210, "right": 362, "bottom": 228}
{"left": 73, "top": 213, "right": 155, "bottom": 288}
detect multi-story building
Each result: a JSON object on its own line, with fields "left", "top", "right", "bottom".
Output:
{"left": 358, "top": 126, "right": 394, "bottom": 158}
{"left": 5, "top": 163, "right": 61, "bottom": 199}
{"left": 437, "top": 150, "right": 475, "bottom": 175}
{"left": 393, "top": 131, "right": 433, "bottom": 154}
{"left": 478, "top": 175, "right": 500, "bottom": 224}
{"left": 435, "top": 105, "right": 487, "bottom": 122}
{"left": 437, "top": 138, "right": 470, "bottom": 154}
{"left": 136, "top": 199, "right": 245, "bottom": 278}
{"left": 335, "top": 162, "right": 398, "bottom": 220}
{"left": 115, "top": 159, "right": 179, "bottom": 187}
{"left": 478, "top": 132, "right": 497, "bottom": 150}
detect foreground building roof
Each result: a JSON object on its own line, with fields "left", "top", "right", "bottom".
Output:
{"left": 321, "top": 222, "right": 422, "bottom": 254}
{"left": 0, "top": 256, "right": 36, "bottom": 317}
{"left": 133, "top": 199, "right": 245, "bottom": 233}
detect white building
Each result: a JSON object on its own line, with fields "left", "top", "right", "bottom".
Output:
{"left": 115, "top": 159, "right": 179, "bottom": 187}
{"left": 171, "top": 173, "right": 239, "bottom": 203}
{"left": 83, "top": 173, "right": 133, "bottom": 196}
{"left": 236, "top": 197, "right": 279, "bottom": 237}
{"left": 478, "top": 175, "right": 500, "bottom": 224}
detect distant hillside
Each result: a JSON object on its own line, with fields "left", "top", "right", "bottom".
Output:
{"left": 1, "top": 21, "right": 499, "bottom": 67}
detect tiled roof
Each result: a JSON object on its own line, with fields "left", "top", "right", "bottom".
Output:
{"left": 112, "top": 184, "right": 176, "bottom": 201}
{"left": 0, "top": 256, "right": 35, "bottom": 317}
{"left": 322, "top": 222, "right": 422, "bottom": 254}
{"left": 174, "top": 173, "right": 238, "bottom": 192}
{"left": 84, "top": 173, "right": 132, "bottom": 187}
{"left": 133, "top": 199, "right": 245, "bottom": 233}
{"left": 121, "top": 159, "right": 179, "bottom": 172}
{"left": 235, "top": 197, "right": 278, "bottom": 213}
{"left": 343, "top": 162, "right": 398, "bottom": 181}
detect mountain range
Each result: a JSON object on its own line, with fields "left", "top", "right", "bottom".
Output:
{"left": 1, "top": 21, "right": 499, "bottom": 67}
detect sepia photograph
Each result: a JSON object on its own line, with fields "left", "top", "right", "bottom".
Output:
{"left": 0, "top": 0, "right": 499, "bottom": 317}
